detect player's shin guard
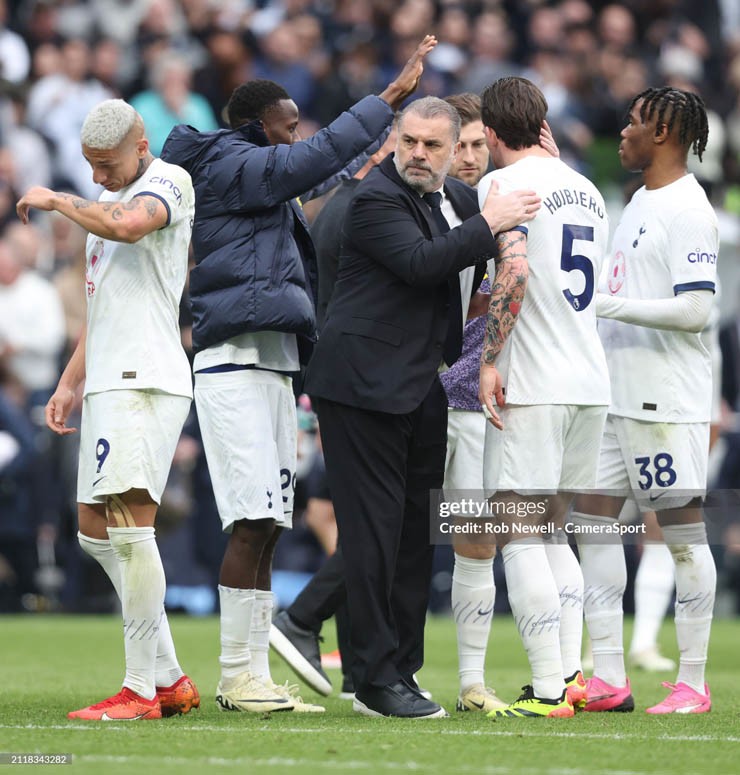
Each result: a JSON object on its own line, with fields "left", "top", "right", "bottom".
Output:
{"left": 502, "top": 539, "right": 564, "bottom": 700}
{"left": 219, "top": 585, "right": 255, "bottom": 680}
{"left": 572, "top": 513, "right": 627, "bottom": 687}
{"left": 250, "top": 590, "right": 274, "bottom": 682}
{"left": 630, "top": 542, "right": 675, "bottom": 656}
{"left": 108, "top": 526, "right": 166, "bottom": 700}
{"left": 544, "top": 530, "right": 584, "bottom": 679}
{"left": 662, "top": 522, "right": 716, "bottom": 693}
{"left": 78, "top": 532, "right": 123, "bottom": 598}
{"left": 452, "top": 553, "right": 495, "bottom": 692}
{"left": 79, "top": 531, "right": 183, "bottom": 688}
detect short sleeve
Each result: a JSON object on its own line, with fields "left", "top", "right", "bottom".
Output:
{"left": 135, "top": 164, "right": 194, "bottom": 226}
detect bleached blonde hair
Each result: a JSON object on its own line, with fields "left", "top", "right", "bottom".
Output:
{"left": 80, "top": 99, "right": 141, "bottom": 149}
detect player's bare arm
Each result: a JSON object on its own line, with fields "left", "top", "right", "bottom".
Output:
{"left": 479, "top": 231, "right": 528, "bottom": 428}
{"left": 379, "top": 35, "right": 437, "bottom": 110}
{"left": 46, "top": 326, "right": 87, "bottom": 436}
{"left": 16, "top": 187, "right": 167, "bottom": 243}
{"left": 480, "top": 179, "right": 540, "bottom": 234}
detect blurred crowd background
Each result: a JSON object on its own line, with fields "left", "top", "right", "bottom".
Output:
{"left": 2, "top": 0, "right": 740, "bottom": 619}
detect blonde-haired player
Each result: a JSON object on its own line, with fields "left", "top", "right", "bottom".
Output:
{"left": 17, "top": 99, "right": 199, "bottom": 720}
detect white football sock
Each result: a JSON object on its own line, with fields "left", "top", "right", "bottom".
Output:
{"left": 502, "top": 539, "right": 563, "bottom": 700}
{"left": 108, "top": 527, "right": 165, "bottom": 700}
{"left": 630, "top": 542, "right": 674, "bottom": 655}
{"left": 77, "top": 532, "right": 122, "bottom": 598}
{"left": 662, "top": 523, "right": 716, "bottom": 693}
{"left": 218, "top": 585, "right": 255, "bottom": 682}
{"left": 544, "top": 530, "right": 583, "bottom": 678}
{"left": 452, "top": 553, "right": 495, "bottom": 692}
{"left": 78, "top": 531, "right": 183, "bottom": 688}
{"left": 572, "top": 512, "right": 627, "bottom": 687}
{"left": 249, "top": 590, "right": 274, "bottom": 683}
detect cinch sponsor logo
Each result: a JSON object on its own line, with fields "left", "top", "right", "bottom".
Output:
{"left": 150, "top": 176, "right": 182, "bottom": 203}
{"left": 687, "top": 250, "right": 717, "bottom": 264}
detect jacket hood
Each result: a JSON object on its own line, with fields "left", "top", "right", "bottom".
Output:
{"left": 161, "top": 122, "right": 268, "bottom": 173}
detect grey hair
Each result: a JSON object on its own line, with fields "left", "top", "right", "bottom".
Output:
{"left": 397, "top": 96, "right": 462, "bottom": 142}
{"left": 150, "top": 50, "right": 191, "bottom": 91}
{"left": 80, "top": 99, "right": 140, "bottom": 149}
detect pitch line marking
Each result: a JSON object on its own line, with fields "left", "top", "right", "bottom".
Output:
{"left": 31, "top": 754, "right": 676, "bottom": 775}
{"left": 2, "top": 723, "right": 739, "bottom": 745}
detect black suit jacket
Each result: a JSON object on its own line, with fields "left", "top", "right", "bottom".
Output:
{"left": 304, "top": 154, "right": 496, "bottom": 414}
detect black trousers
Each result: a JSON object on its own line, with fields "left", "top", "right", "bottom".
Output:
{"left": 314, "top": 377, "right": 447, "bottom": 689}
{"left": 289, "top": 547, "right": 345, "bottom": 632}
{"left": 288, "top": 546, "right": 353, "bottom": 678}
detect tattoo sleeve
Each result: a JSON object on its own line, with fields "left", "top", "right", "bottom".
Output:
{"left": 481, "top": 231, "right": 528, "bottom": 366}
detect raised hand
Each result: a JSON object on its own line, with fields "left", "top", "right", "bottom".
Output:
{"left": 379, "top": 35, "right": 438, "bottom": 109}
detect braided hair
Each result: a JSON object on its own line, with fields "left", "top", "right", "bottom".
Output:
{"left": 629, "top": 87, "right": 708, "bottom": 161}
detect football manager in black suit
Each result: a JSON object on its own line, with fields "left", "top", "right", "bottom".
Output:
{"left": 304, "top": 96, "right": 540, "bottom": 718}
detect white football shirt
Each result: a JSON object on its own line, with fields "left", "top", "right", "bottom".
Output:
{"left": 83, "top": 157, "right": 194, "bottom": 398}
{"left": 598, "top": 174, "right": 718, "bottom": 423}
{"left": 478, "top": 156, "right": 610, "bottom": 405}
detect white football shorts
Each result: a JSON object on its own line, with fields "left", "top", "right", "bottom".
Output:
{"left": 595, "top": 414, "right": 709, "bottom": 511}
{"left": 443, "top": 408, "right": 486, "bottom": 493}
{"left": 483, "top": 404, "right": 608, "bottom": 494}
{"left": 194, "top": 369, "right": 296, "bottom": 532}
{"left": 77, "top": 389, "right": 191, "bottom": 505}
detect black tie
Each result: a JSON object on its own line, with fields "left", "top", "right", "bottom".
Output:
{"left": 423, "top": 191, "right": 462, "bottom": 365}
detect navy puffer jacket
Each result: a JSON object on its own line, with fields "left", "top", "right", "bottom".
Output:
{"left": 161, "top": 95, "right": 393, "bottom": 354}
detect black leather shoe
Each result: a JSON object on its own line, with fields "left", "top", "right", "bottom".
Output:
{"left": 269, "top": 611, "right": 332, "bottom": 695}
{"left": 402, "top": 674, "right": 433, "bottom": 700}
{"left": 353, "top": 681, "right": 448, "bottom": 718}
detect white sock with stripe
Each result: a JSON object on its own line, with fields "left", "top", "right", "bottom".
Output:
{"left": 108, "top": 527, "right": 165, "bottom": 700}
{"left": 78, "top": 531, "right": 183, "bottom": 688}
{"left": 662, "top": 522, "right": 716, "bottom": 693}
{"left": 502, "top": 539, "right": 564, "bottom": 700}
{"left": 572, "top": 512, "right": 627, "bottom": 687}
{"left": 452, "top": 553, "right": 495, "bottom": 692}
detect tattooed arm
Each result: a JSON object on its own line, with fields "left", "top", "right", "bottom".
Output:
{"left": 478, "top": 230, "right": 528, "bottom": 429}
{"left": 16, "top": 186, "right": 168, "bottom": 243}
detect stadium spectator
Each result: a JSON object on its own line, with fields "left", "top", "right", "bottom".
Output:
{"left": 0, "top": 237, "right": 65, "bottom": 406}
{"left": 26, "top": 37, "right": 114, "bottom": 199}
{"left": 17, "top": 98, "right": 199, "bottom": 721}
{"left": 0, "top": 366, "right": 38, "bottom": 613}
{"left": 0, "top": 0, "right": 30, "bottom": 84}
{"left": 130, "top": 49, "right": 219, "bottom": 156}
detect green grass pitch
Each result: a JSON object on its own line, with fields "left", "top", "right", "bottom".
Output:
{"left": 1, "top": 614, "right": 739, "bottom": 774}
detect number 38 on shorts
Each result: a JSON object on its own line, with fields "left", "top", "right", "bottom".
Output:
{"left": 595, "top": 416, "right": 710, "bottom": 511}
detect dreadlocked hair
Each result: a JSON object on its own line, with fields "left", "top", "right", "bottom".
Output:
{"left": 630, "top": 87, "right": 709, "bottom": 161}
